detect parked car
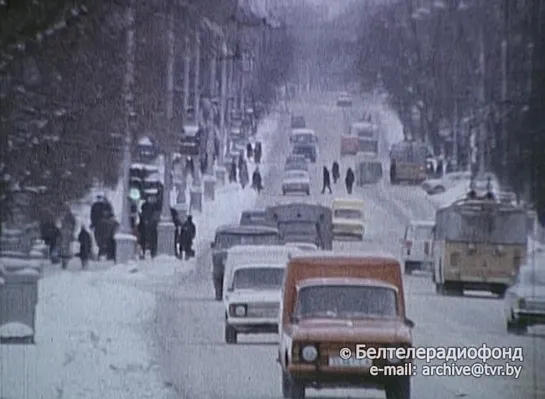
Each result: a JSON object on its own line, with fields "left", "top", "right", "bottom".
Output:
{"left": 282, "top": 170, "right": 311, "bottom": 196}
{"left": 421, "top": 171, "right": 471, "bottom": 195}
{"left": 504, "top": 265, "right": 545, "bottom": 335}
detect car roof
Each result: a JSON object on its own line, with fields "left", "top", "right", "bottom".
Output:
{"left": 291, "top": 128, "right": 315, "bottom": 135}
{"left": 215, "top": 224, "right": 279, "bottom": 234}
{"left": 232, "top": 262, "right": 286, "bottom": 271}
{"left": 409, "top": 220, "right": 435, "bottom": 227}
{"left": 333, "top": 198, "right": 364, "bottom": 206}
{"left": 290, "top": 250, "right": 397, "bottom": 262}
{"left": 297, "top": 277, "right": 398, "bottom": 291}
{"left": 228, "top": 244, "right": 299, "bottom": 254}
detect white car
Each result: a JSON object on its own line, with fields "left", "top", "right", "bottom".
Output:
{"left": 223, "top": 245, "right": 300, "bottom": 344}
{"left": 401, "top": 220, "right": 435, "bottom": 275}
{"left": 421, "top": 171, "right": 471, "bottom": 195}
{"left": 504, "top": 265, "right": 545, "bottom": 335}
{"left": 282, "top": 170, "right": 310, "bottom": 196}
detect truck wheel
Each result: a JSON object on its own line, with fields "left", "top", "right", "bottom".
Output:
{"left": 507, "top": 319, "right": 527, "bottom": 335}
{"left": 224, "top": 324, "right": 237, "bottom": 344}
{"left": 282, "top": 371, "right": 291, "bottom": 398}
{"left": 385, "top": 376, "right": 410, "bottom": 399}
{"left": 404, "top": 262, "right": 413, "bottom": 275}
{"left": 435, "top": 283, "right": 445, "bottom": 295}
{"left": 289, "top": 379, "right": 305, "bottom": 399}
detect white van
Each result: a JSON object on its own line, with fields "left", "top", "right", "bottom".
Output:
{"left": 223, "top": 245, "right": 300, "bottom": 344}
{"left": 401, "top": 220, "right": 435, "bottom": 275}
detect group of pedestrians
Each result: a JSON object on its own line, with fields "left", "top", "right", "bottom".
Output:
{"left": 321, "top": 161, "right": 355, "bottom": 195}
{"left": 229, "top": 141, "right": 264, "bottom": 193}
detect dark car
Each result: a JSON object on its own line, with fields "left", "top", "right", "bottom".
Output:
{"left": 291, "top": 115, "right": 306, "bottom": 129}
{"left": 210, "top": 224, "right": 282, "bottom": 300}
{"left": 265, "top": 203, "right": 333, "bottom": 250}
{"left": 292, "top": 144, "right": 317, "bottom": 163}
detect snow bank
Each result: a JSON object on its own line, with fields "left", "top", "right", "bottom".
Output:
{"left": 0, "top": 272, "right": 171, "bottom": 399}
{"left": 104, "top": 255, "right": 196, "bottom": 280}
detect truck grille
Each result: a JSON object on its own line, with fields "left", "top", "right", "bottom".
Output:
{"left": 246, "top": 302, "right": 279, "bottom": 318}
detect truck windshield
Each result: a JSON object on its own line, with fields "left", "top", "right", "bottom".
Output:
{"left": 217, "top": 233, "right": 280, "bottom": 248}
{"left": 294, "top": 285, "right": 397, "bottom": 318}
{"left": 334, "top": 209, "right": 362, "bottom": 219}
{"left": 232, "top": 267, "right": 284, "bottom": 290}
{"left": 443, "top": 210, "right": 527, "bottom": 244}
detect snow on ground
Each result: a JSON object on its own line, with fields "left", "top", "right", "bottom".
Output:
{"left": 0, "top": 268, "right": 171, "bottom": 399}
{"left": 0, "top": 113, "right": 280, "bottom": 399}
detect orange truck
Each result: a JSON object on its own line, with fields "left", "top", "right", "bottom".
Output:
{"left": 278, "top": 252, "right": 414, "bottom": 399}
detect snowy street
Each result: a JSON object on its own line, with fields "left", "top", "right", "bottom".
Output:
{"left": 0, "top": 118, "right": 276, "bottom": 398}
{"left": 152, "top": 93, "right": 544, "bottom": 399}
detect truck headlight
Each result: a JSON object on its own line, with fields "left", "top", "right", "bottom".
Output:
{"left": 301, "top": 345, "right": 318, "bottom": 362}
{"left": 230, "top": 304, "right": 247, "bottom": 317}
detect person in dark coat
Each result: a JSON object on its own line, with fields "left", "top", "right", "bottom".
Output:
{"left": 332, "top": 161, "right": 340, "bottom": 184}
{"left": 240, "top": 160, "right": 249, "bottom": 189}
{"left": 90, "top": 196, "right": 113, "bottom": 229}
{"left": 321, "top": 166, "right": 332, "bottom": 194}
{"left": 59, "top": 205, "right": 76, "bottom": 269}
{"left": 137, "top": 215, "right": 147, "bottom": 259}
{"left": 178, "top": 215, "right": 196, "bottom": 260}
{"left": 345, "top": 167, "right": 355, "bottom": 194}
{"left": 390, "top": 160, "right": 397, "bottom": 184}
{"left": 252, "top": 166, "right": 263, "bottom": 193}
{"left": 185, "top": 156, "right": 195, "bottom": 180}
{"left": 254, "top": 142, "right": 262, "bottom": 164}
{"left": 40, "top": 219, "right": 60, "bottom": 262}
{"left": 77, "top": 227, "right": 92, "bottom": 269}
{"left": 229, "top": 158, "right": 237, "bottom": 183}
{"left": 246, "top": 142, "right": 253, "bottom": 159}
{"left": 436, "top": 158, "right": 444, "bottom": 178}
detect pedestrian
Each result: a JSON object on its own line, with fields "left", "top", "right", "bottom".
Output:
{"left": 332, "top": 161, "right": 340, "bottom": 184}
{"left": 59, "top": 204, "right": 76, "bottom": 269}
{"left": 254, "top": 142, "right": 262, "bottom": 164}
{"left": 185, "top": 156, "right": 195, "bottom": 181}
{"left": 321, "top": 166, "right": 332, "bottom": 194}
{"left": 252, "top": 166, "right": 263, "bottom": 193}
{"left": 77, "top": 226, "right": 92, "bottom": 269}
{"left": 171, "top": 207, "right": 182, "bottom": 257}
{"left": 390, "top": 160, "right": 397, "bottom": 184}
{"left": 238, "top": 151, "right": 245, "bottom": 171}
{"left": 240, "top": 160, "right": 249, "bottom": 189}
{"left": 246, "top": 142, "right": 253, "bottom": 160}
{"left": 436, "top": 157, "right": 444, "bottom": 178}
{"left": 179, "top": 215, "right": 196, "bottom": 260}
{"left": 137, "top": 214, "right": 147, "bottom": 259}
{"left": 229, "top": 157, "right": 237, "bottom": 183}
{"left": 345, "top": 167, "right": 355, "bottom": 194}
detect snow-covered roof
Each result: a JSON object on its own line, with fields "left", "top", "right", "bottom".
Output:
{"left": 138, "top": 136, "right": 154, "bottom": 146}
{"left": 290, "top": 250, "right": 398, "bottom": 261}
{"left": 130, "top": 163, "right": 159, "bottom": 172}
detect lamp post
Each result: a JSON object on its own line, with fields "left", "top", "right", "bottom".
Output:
{"left": 115, "top": 0, "right": 137, "bottom": 264}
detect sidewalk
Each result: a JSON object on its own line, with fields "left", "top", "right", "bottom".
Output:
{"left": 0, "top": 112, "right": 280, "bottom": 399}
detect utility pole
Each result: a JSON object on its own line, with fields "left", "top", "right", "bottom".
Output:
{"left": 183, "top": 35, "right": 190, "bottom": 125}
{"left": 477, "top": 24, "right": 487, "bottom": 175}
{"left": 210, "top": 47, "right": 217, "bottom": 98}
{"left": 194, "top": 28, "right": 201, "bottom": 126}
{"left": 156, "top": 0, "right": 176, "bottom": 256}
{"left": 115, "top": 0, "right": 137, "bottom": 264}
{"left": 219, "top": 41, "right": 228, "bottom": 166}
{"left": 500, "top": 38, "right": 508, "bottom": 172}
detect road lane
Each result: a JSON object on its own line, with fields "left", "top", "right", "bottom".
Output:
{"left": 153, "top": 94, "right": 543, "bottom": 399}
